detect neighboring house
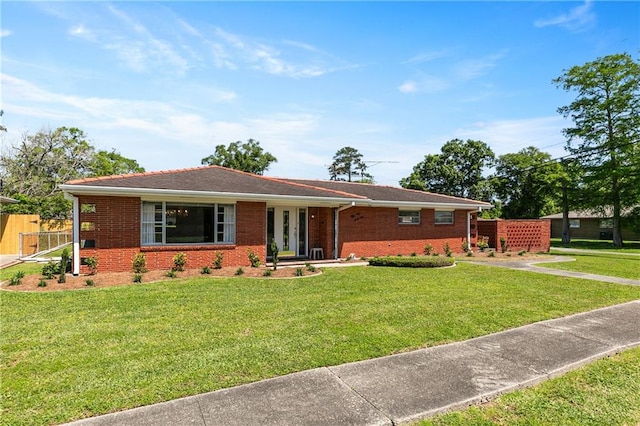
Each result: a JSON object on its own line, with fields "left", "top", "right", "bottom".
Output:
{"left": 541, "top": 210, "right": 640, "bottom": 241}
{"left": 60, "top": 166, "right": 491, "bottom": 274}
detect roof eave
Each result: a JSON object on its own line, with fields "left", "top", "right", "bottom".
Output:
{"left": 59, "top": 184, "right": 359, "bottom": 206}
{"left": 363, "top": 199, "right": 491, "bottom": 210}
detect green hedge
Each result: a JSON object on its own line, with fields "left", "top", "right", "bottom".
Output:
{"left": 368, "top": 256, "right": 455, "bottom": 268}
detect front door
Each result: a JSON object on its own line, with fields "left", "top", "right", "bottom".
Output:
{"left": 267, "top": 207, "right": 307, "bottom": 258}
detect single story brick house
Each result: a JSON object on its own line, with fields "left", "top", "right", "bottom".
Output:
{"left": 60, "top": 166, "right": 491, "bottom": 274}
{"left": 541, "top": 210, "right": 640, "bottom": 241}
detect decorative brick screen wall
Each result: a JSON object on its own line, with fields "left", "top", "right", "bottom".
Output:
{"left": 477, "top": 219, "right": 551, "bottom": 252}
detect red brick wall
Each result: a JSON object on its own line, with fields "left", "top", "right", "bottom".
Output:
{"left": 477, "top": 219, "right": 551, "bottom": 252}
{"left": 78, "top": 197, "right": 267, "bottom": 273}
{"left": 337, "top": 207, "right": 477, "bottom": 258}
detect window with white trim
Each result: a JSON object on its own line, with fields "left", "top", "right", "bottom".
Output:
{"left": 398, "top": 210, "right": 420, "bottom": 224}
{"left": 569, "top": 219, "right": 581, "bottom": 229}
{"left": 142, "top": 202, "right": 235, "bottom": 245}
{"left": 434, "top": 210, "right": 454, "bottom": 224}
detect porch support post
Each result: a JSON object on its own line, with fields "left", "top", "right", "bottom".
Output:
{"left": 72, "top": 196, "right": 80, "bottom": 276}
{"left": 467, "top": 211, "right": 472, "bottom": 251}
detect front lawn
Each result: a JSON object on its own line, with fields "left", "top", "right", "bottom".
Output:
{"left": 551, "top": 238, "right": 640, "bottom": 253}
{"left": 540, "top": 252, "right": 640, "bottom": 280}
{"left": 420, "top": 346, "right": 640, "bottom": 425}
{"left": 2, "top": 264, "right": 639, "bottom": 425}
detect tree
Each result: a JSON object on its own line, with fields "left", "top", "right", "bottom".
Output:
{"left": 0, "top": 110, "right": 6, "bottom": 132}
{"left": 328, "top": 146, "right": 371, "bottom": 182}
{"left": 492, "top": 147, "right": 563, "bottom": 218}
{"left": 554, "top": 53, "right": 640, "bottom": 247}
{"left": 201, "top": 139, "right": 277, "bottom": 175}
{"left": 400, "top": 139, "right": 495, "bottom": 200}
{"left": 0, "top": 127, "right": 94, "bottom": 218}
{"left": 1, "top": 127, "right": 145, "bottom": 218}
{"left": 90, "top": 149, "right": 145, "bottom": 176}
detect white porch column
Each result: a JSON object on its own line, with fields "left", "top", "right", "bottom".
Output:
{"left": 467, "top": 211, "right": 472, "bottom": 250}
{"left": 72, "top": 196, "right": 80, "bottom": 276}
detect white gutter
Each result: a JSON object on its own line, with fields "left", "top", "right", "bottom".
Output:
{"left": 59, "top": 184, "right": 361, "bottom": 207}
{"left": 72, "top": 196, "right": 80, "bottom": 276}
{"left": 334, "top": 202, "right": 356, "bottom": 259}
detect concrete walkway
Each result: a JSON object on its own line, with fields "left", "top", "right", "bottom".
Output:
{"left": 469, "top": 256, "right": 640, "bottom": 286}
{"left": 551, "top": 246, "right": 640, "bottom": 257}
{"left": 0, "top": 254, "right": 20, "bottom": 269}
{"left": 66, "top": 300, "right": 640, "bottom": 426}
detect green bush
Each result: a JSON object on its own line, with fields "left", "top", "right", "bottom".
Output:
{"left": 235, "top": 267, "right": 244, "bottom": 276}
{"left": 132, "top": 253, "right": 148, "bottom": 273}
{"left": 368, "top": 256, "right": 455, "bottom": 268}
{"left": 423, "top": 243, "right": 434, "bottom": 256}
{"left": 201, "top": 266, "right": 211, "bottom": 274}
{"left": 443, "top": 242, "right": 453, "bottom": 257}
{"left": 37, "top": 279, "right": 47, "bottom": 287}
{"left": 42, "top": 261, "right": 59, "bottom": 279}
{"left": 173, "top": 252, "right": 187, "bottom": 271}
{"left": 9, "top": 271, "right": 25, "bottom": 286}
{"left": 85, "top": 257, "right": 98, "bottom": 275}
{"left": 294, "top": 267, "right": 304, "bottom": 277}
{"left": 263, "top": 269, "right": 272, "bottom": 277}
{"left": 58, "top": 248, "right": 70, "bottom": 283}
{"left": 133, "top": 274, "right": 143, "bottom": 283}
{"left": 85, "top": 279, "right": 95, "bottom": 287}
{"left": 247, "top": 248, "right": 261, "bottom": 267}
{"left": 212, "top": 251, "right": 224, "bottom": 269}
{"left": 166, "top": 269, "right": 177, "bottom": 279}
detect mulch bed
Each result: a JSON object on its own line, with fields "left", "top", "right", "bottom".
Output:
{"left": 1, "top": 265, "right": 322, "bottom": 292}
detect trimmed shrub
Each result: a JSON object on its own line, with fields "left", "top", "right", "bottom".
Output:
{"left": 263, "top": 269, "right": 272, "bottom": 277}
{"left": 423, "top": 243, "right": 434, "bottom": 256}
{"left": 212, "top": 251, "right": 224, "bottom": 269}
{"left": 247, "top": 248, "right": 261, "bottom": 267}
{"left": 368, "top": 256, "right": 454, "bottom": 268}
{"left": 85, "top": 256, "right": 98, "bottom": 275}
{"left": 201, "top": 266, "right": 211, "bottom": 274}
{"left": 37, "top": 279, "right": 47, "bottom": 287}
{"left": 42, "top": 261, "right": 58, "bottom": 279}
{"left": 58, "top": 248, "right": 70, "bottom": 283}
{"left": 294, "top": 267, "right": 304, "bottom": 277}
{"left": 132, "top": 253, "right": 148, "bottom": 273}
{"left": 85, "top": 279, "right": 95, "bottom": 287}
{"left": 173, "top": 252, "right": 187, "bottom": 271}
{"left": 235, "top": 267, "right": 244, "bottom": 276}
{"left": 133, "top": 273, "right": 143, "bottom": 283}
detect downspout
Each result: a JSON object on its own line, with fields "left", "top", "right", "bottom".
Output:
{"left": 72, "top": 196, "right": 80, "bottom": 276}
{"left": 335, "top": 202, "right": 356, "bottom": 260}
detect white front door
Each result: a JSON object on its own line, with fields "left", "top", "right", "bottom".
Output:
{"left": 267, "top": 207, "right": 307, "bottom": 257}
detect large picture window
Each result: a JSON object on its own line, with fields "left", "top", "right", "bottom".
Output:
{"left": 142, "top": 202, "right": 235, "bottom": 245}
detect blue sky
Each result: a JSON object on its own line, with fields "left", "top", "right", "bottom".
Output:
{"left": 1, "top": 1, "right": 638, "bottom": 185}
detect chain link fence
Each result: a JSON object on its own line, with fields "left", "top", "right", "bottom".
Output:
{"left": 19, "top": 230, "right": 72, "bottom": 258}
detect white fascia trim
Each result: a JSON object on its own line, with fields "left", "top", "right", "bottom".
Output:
{"left": 364, "top": 200, "right": 490, "bottom": 210}
{"left": 59, "top": 184, "right": 359, "bottom": 207}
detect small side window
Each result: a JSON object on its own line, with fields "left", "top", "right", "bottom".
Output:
{"left": 569, "top": 219, "right": 581, "bottom": 229}
{"left": 399, "top": 210, "right": 420, "bottom": 224}
{"left": 434, "top": 211, "right": 454, "bottom": 225}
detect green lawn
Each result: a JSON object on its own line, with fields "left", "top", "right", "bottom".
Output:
{"left": 551, "top": 238, "right": 640, "bottom": 253}
{"left": 0, "top": 261, "right": 45, "bottom": 281}
{"left": 419, "top": 346, "right": 640, "bottom": 425}
{"left": 539, "top": 252, "right": 640, "bottom": 280}
{"left": 2, "top": 264, "right": 639, "bottom": 425}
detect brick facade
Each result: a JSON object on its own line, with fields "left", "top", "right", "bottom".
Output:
{"left": 477, "top": 219, "right": 551, "bottom": 252}
{"left": 75, "top": 195, "right": 483, "bottom": 272}
{"left": 336, "top": 207, "right": 477, "bottom": 258}
{"left": 77, "top": 196, "right": 267, "bottom": 273}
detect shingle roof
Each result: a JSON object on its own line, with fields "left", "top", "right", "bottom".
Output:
{"left": 63, "top": 166, "right": 490, "bottom": 208}
{"left": 64, "top": 166, "right": 364, "bottom": 200}
{"left": 284, "top": 178, "right": 491, "bottom": 207}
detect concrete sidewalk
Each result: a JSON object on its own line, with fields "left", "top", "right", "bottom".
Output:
{"left": 470, "top": 257, "right": 640, "bottom": 286}
{"left": 67, "top": 300, "right": 640, "bottom": 426}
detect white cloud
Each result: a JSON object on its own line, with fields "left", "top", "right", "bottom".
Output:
{"left": 453, "top": 116, "right": 569, "bottom": 158}
{"left": 534, "top": 0, "right": 596, "bottom": 32}
{"left": 405, "top": 50, "right": 449, "bottom": 64}
{"left": 1, "top": 29, "right": 11, "bottom": 37}
{"left": 454, "top": 50, "right": 507, "bottom": 81}
{"left": 398, "top": 81, "right": 418, "bottom": 94}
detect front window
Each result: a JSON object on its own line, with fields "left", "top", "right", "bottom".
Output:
{"left": 399, "top": 210, "right": 420, "bottom": 224}
{"left": 599, "top": 219, "right": 613, "bottom": 229}
{"left": 434, "top": 210, "right": 454, "bottom": 225}
{"left": 569, "top": 219, "right": 581, "bottom": 229}
{"left": 142, "top": 202, "right": 235, "bottom": 245}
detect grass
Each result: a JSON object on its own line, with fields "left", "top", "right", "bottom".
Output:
{"left": 418, "top": 346, "right": 640, "bottom": 425}
{"left": 551, "top": 238, "right": 640, "bottom": 253}
{"left": 0, "top": 262, "right": 44, "bottom": 281}
{"left": 2, "top": 264, "right": 639, "bottom": 425}
{"left": 539, "top": 252, "right": 640, "bottom": 280}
